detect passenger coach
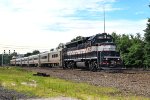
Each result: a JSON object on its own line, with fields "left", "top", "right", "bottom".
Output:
{"left": 10, "top": 49, "right": 62, "bottom": 67}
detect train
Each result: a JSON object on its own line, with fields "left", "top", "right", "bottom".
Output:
{"left": 10, "top": 49, "right": 62, "bottom": 67}
{"left": 10, "top": 33, "right": 123, "bottom": 71}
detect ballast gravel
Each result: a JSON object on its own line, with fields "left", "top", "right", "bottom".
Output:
{"left": 1, "top": 67, "right": 150, "bottom": 99}
{"left": 24, "top": 67, "right": 150, "bottom": 97}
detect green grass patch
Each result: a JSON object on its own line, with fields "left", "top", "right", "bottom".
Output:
{"left": 0, "top": 67, "right": 149, "bottom": 100}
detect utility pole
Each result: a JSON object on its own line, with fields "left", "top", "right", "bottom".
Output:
{"left": 2, "top": 53, "right": 3, "bottom": 66}
{"left": 103, "top": 6, "right": 106, "bottom": 33}
{"left": 14, "top": 50, "right": 16, "bottom": 66}
{"left": 1, "top": 50, "right": 5, "bottom": 66}
{"left": 9, "top": 50, "right": 10, "bottom": 66}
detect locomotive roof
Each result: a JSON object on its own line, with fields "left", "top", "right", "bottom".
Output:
{"left": 65, "top": 33, "right": 110, "bottom": 47}
{"left": 65, "top": 36, "right": 89, "bottom": 46}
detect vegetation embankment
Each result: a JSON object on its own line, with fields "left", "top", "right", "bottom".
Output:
{"left": 0, "top": 67, "right": 149, "bottom": 100}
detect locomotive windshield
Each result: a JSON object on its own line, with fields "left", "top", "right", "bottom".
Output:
{"left": 90, "top": 33, "right": 113, "bottom": 44}
{"left": 96, "top": 34, "right": 113, "bottom": 43}
{"left": 101, "top": 51, "right": 120, "bottom": 57}
{"left": 96, "top": 38, "right": 113, "bottom": 43}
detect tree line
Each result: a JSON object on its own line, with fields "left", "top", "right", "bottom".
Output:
{"left": 0, "top": 52, "right": 17, "bottom": 66}
{"left": 111, "top": 12, "right": 150, "bottom": 68}
{"left": 24, "top": 50, "right": 40, "bottom": 57}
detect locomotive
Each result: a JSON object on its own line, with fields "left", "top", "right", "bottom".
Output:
{"left": 10, "top": 33, "right": 123, "bottom": 71}
{"left": 63, "top": 33, "right": 122, "bottom": 71}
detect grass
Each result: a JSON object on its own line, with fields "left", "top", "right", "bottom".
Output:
{"left": 0, "top": 66, "right": 149, "bottom": 100}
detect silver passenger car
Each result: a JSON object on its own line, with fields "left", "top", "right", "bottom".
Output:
{"left": 39, "top": 52, "right": 49, "bottom": 66}
{"left": 10, "top": 49, "right": 62, "bottom": 67}
{"left": 33, "top": 54, "right": 39, "bottom": 66}
{"left": 24, "top": 57, "right": 29, "bottom": 66}
{"left": 49, "top": 49, "right": 62, "bottom": 67}
{"left": 10, "top": 59, "right": 16, "bottom": 66}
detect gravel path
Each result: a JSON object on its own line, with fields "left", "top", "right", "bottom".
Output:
{"left": 24, "top": 67, "right": 150, "bottom": 97}
{"left": 0, "top": 86, "right": 32, "bottom": 100}
{"left": 0, "top": 86, "right": 77, "bottom": 100}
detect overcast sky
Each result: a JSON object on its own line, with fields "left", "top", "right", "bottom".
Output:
{"left": 0, "top": 0, "right": 150, "bottom": 54}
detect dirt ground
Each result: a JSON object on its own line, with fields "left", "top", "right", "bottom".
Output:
{"left": 0, "top": 86, "right": 33, "bottom": 100}
{"left": 23, "top": 67, "right": 150, "bottom": 97}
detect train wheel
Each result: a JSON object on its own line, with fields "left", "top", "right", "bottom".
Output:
{"left": 68, "top": 62, "right": 74, "bottom": 69}
{"left": 89, "top": 61, "right": 97, "bottom": 72}
{"left": 93, "top": 61, "right": 98, "bottom": 72}
{"left": 89, "top": 62, "right": 94, "bottom": 71}
{"left": 70, "top": 62, "right": 75, "bottom": 69}
{"left": 63, "top": 62, "right": 67, "bottom": 69}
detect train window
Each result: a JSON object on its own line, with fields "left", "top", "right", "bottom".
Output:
{"left": 101, "top": 51, "right": 119, "bottom": 56}
{"left": 34, "top": 58, "right": 38, "bottom": 60}
{"left": 107, "top": 36, "right": 111, "bottom": 39}
{"left": 41, "top": 56, "right": 47, "bottom": 59}
{"left": 99, "top": 36, "right": 103, "bottom": 39}
{"left": 52, "top": 54, "right": 58, "bottom": 58}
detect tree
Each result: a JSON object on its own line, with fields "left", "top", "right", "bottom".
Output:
{"left": 24, "top": 50, "right": 40, "bottom": 57}
{"left": 71, "top": 36, "right": 84, "bottom": 42}
{"left": 56, "top": 43, "right": 65, "bottom": 49}
{"left": 111, "top": 33, "right": 145, "bottom": 68}
{"left": 117, "top": 34, "right": 132, "bottom": 54}
{"left": 111, "top": 32, "right": 121, "bottom": 51}
{"left": 124, "top": 34, "right": 144, "bottom": 67}
{"left": 144, "top": 17, "right": 150, "bottom": 68}
{"left": 24, "top": 52, "right": 32, "bottom": 57}
{"left": 32, "top": 50, "right": 40, "bottom": 55}
{"left": 50, "top": 48, "right": 54, "bottom": 51}
{"left": 144, "top": 19, "right": 150, "bottom": 43}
